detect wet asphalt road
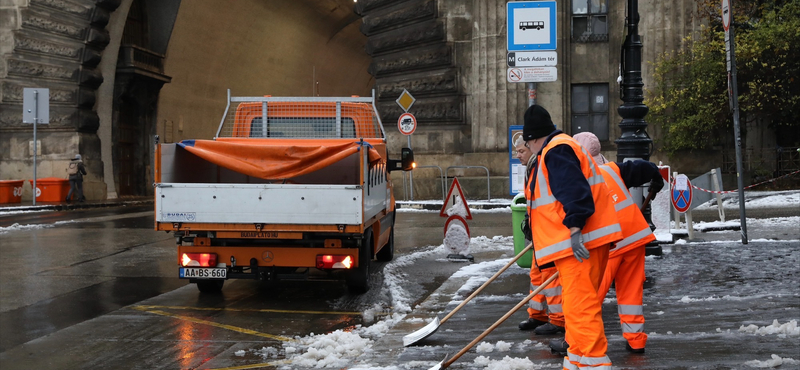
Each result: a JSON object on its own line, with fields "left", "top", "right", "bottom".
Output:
{"left": 1, "top": 203, "right": 797, "bottom": 369}
{"left": 0, "top": 204, "right": 509, "bottom": 369}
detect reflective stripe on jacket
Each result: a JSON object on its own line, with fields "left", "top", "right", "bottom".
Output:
{"left": 599, "top": 162, "right": 656, "bottom": 258}
{"left": 525, "top": 134, "right": 622, "bottom": 265}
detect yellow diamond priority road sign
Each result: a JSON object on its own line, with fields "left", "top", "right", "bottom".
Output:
{"left": 396, "top": 89, "right": 416, "bottom": 112}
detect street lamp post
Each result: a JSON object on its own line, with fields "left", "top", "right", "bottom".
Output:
{"left": 617, "top": 0, "right": 661, "bottom": 255}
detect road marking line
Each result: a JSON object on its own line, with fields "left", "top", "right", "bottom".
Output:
{"left": 206, "top": 360, "right": 292, "bottom": 370}
{"left": 133, "top": 304, "right": 374, "bottom": 316}
{"left": 132, "top": 306, "right": 294, "bottom": 342}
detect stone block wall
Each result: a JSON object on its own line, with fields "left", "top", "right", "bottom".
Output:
{"left": 0, "top": 0, "right": 118, "bottom": 200}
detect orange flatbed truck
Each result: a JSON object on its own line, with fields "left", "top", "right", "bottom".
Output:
{"left": 154, "top": 92, "right": 414, "bottom": 293}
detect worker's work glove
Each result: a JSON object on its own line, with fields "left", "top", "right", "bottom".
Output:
{"left": 521, "top": 213, "right": 532, "bottom": 241}
{"left": 649, "top": 173, "right": 665, "bottom": 194}
{"left": 570, "top": 231, "right": 590, "bottom": 263}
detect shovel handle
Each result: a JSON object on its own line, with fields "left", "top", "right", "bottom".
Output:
{"left": 442, "top": 271, "right": 560, "bottom": 369}
{"left": 440, "top": 243, "right": 534, "bottom": 325}
{"left": 641, "top": 188, "right": 657, "bottom": 212}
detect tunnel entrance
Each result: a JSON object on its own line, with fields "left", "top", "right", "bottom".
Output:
{"left": 112, "top": 0, "right": 172, "bottom": 196}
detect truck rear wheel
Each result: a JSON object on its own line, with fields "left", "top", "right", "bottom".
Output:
{"left": 375, "top": 226, "right": 394, "bottom": 262}
{"left": 346, "top": 228, "right": 372, "bottom": 293}
{"left": 196, "top": 280, "right": 224, "bottom": 293}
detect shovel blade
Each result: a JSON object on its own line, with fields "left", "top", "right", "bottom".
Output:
{"left": 427, "top": 354, "right": 449, "bottom": 370}
{"left": 403, "top": 316, "right": 441, "bottom": 347}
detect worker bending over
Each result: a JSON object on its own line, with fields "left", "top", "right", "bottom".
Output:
{"left": 574, "top": 132, "right": 665, "bottom": 354}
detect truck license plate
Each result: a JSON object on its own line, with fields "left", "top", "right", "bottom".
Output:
{"left": 180, "top": 267, "right": 227, "bottom": 279}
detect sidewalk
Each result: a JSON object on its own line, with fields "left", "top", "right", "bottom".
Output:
{"left": 361, "top": 219, "right": 799, "bottom": 369}
{"left": 0, "top": 197, "right": 153, "bottom": 213}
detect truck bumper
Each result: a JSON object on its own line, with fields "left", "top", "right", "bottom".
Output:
{"left": 177, "top": 245, "right": 362, "bottom": 269}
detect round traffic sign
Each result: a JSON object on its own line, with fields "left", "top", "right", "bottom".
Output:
{"left": 398, "top": 112, "right": 417, "bottom": 135}
{"left": 444, "top": 215, "right": 470, "bottom": 238}
{"left": 722, "top": 0, "right": 731, "bottom": 32}
{"left": 671, "top": 175, "right": 693, "bottom": 213}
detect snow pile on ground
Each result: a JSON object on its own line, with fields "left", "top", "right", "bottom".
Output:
{"left": 279, "top": 329, "right": 372, "bottom": 368}
{"left": 475, "top": 340, "right": 512, "bottom": 353}
{"left": 739, "top": 320, "right": 800, "bottom": 337}
{"left": 256, "top": 346, "right": 280, "bottom": 359}
{"left": 679, "top": 295, "right": 721, "bottom": 303}
{"left": 278, "top": 235, "right": 517, "bottom": 368}
{"left": 744, "top": 354, "right": 800, "bottom": 368}
{"left": 473, "top": 355, "right": 548, "bottom": 370}
{"left": 449, "top": 257, "right": 516, "bottom": 303}
{"left": 0, "top": 222, "right": 55, "bottom": 234}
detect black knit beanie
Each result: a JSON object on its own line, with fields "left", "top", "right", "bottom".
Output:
{"left": 522, "top": 105, "right": 556, "bottom": 141}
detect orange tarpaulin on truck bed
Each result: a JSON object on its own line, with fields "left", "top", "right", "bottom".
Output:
{"left": 177, "top": 139, "right": 382, "bottom": 180}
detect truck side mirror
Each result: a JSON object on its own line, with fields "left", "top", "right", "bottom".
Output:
{"left": 388, "top": 147, "right": 416, "bottom": 172}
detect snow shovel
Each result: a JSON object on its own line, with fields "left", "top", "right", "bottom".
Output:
{"left": 403, "top": 242, "right": 534, "bottom": 347}
{"left": 641, "top": 187, "right": 658, "bottom": 212}
{"left": 427, "top": 271, "right": 560, "bottom": 370}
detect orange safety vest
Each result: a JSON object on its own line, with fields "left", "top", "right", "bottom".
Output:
{"left": 599, "top": 162, "right": 656, "bottom": 258}
{"left": 525, "top": 134, "right": 622, "bottom": 265}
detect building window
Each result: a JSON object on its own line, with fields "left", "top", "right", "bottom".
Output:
{"left": 572, "top": 84, "right": 609, "bottom": 141}
{"left": 572, "top": 0, "right": 608, "bottom": 42}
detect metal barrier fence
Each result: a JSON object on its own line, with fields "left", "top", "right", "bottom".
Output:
{"left": 446, "top": 165, "right": 491, "bottom": 201}
{"left": 722, "top": 147, "right": 800, "bottom": 176}
{"left": 400, "top": 165, "right": 445, "bottom": 201}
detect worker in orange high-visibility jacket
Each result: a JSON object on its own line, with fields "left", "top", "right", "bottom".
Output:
{"left": 514, "top": 136, "right": 565, "bottom": 334}
{"left": 574, "top": 132, "right": 665, "bottom": 354}
{"left": 522, "top": 105, "right": 622, "bottom": 370}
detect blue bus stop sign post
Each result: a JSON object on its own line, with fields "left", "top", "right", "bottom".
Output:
{"left": 508, "top": 125, "right": 524, "bottom": 196}
{"left": 507, "top": 1, "right": 557, "bottom": 51}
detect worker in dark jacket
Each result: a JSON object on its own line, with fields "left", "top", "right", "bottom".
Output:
{"left": 523, "top": 105, "right": 622, "bottom": 370}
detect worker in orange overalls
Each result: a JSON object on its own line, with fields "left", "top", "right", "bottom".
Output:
{"left": 574, "top": 132, "right": 665, "bottom": 354}
{"left": 522, "top": 105, "right": 622, "bottom": 370}
{"left": 514, "top": 136, "right": 564, "bottom": 335}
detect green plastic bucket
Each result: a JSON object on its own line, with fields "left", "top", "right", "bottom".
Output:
{"left": 511, "top": 192, "right": 533, "bottom": 268}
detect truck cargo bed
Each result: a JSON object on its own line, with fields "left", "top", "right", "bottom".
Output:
{"left": 156, "top": 183, "right": 363, "bottom": 225}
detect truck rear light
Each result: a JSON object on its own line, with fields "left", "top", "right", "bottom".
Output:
{"left": 316, "top": 255, "right": 353, "bottom": 269}
{"left": 182, "top": 253, "right": 218, "bottom": 267}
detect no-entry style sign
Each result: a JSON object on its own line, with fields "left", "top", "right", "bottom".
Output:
{"left": 671, "top": 174, "right": 693, "bottom": 213}
{"left": 398, "top": 113, "right": 417, "bottom": 135}
{"left": 722, "top": 0, "right": 732, "bottom": 32}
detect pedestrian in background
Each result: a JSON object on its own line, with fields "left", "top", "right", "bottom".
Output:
{"left": 574, "top": 132, "right": 665, "bottom": 354}
{"left": 514, "top": 136, "right": 565, "bottom": 335}
{"left": 66, "top": 154, "right": 87, "bottom": 203}
{"left": 522, "top": 105, "right": 622, "bottom": 369}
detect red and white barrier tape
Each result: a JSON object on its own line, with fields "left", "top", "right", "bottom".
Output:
{"left": 689, "top": 169, "right": 800, "bottom": 194}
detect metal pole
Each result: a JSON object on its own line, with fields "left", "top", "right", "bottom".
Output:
{"left": 618, "top": 0, "right": 660, "bottom": 255}
{"left": 32, "top": 90, "right": 38, "bottom": 206}
{"left": 407, "top": 135, "right": 414, "bottom": 200}
{"left": 726, "top": 0, "right": 748, "bottom": 243}
{"left": 527, "top": 82, "right": 536, "bottom": 107}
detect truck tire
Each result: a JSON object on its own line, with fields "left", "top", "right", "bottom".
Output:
{"left": 347, "top": 228, "right": 372, "bottom": 293}
{"left": 375, "top": 225, "right": 394, "bottom": 262}
{"left": 196, "top": 280, "right": 224, "bottom": 293}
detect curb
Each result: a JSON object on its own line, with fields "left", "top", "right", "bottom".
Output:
{"left": 0, "top": 199, "right": 153, "bottom": 213}
{"left": 397, "top": 201, "right": 512, "bottom": 211}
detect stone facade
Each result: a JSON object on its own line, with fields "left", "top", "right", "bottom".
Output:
{"left": 5, "top": 0, "right": 768, "bottom": 203}
{"left": 0, "top": 0, "right": 119, "bottom": 201}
